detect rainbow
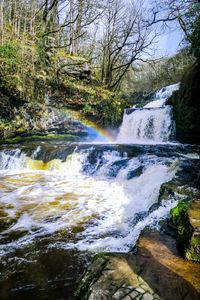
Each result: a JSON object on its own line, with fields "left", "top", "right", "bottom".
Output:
{"left": 66, "top": 109, "right": 115, "bottom": 142}
{"left": 82, "top": 119, "right": 115, "bottom": 142}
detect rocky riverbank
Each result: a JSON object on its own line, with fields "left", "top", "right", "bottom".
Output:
{"left": 0, "top": 103, "right": 88, "bottom": 141}
{"left": 74, "top": 226, "right": 200, "bottom": 300}
{"left": 74, "top": 168, "right": 200, "bottom": 300}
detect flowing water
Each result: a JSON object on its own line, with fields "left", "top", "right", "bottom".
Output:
{"left": 118, "top": 83, "right": 180, "bottom": 143}
{"left": 0, "top": 83, "right": 200, "bottom": 299}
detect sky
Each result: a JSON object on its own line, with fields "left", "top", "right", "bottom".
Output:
{"left": 155, "top": 26, "right": 184, "bottom": 57}
{"left": 143, "top": 0, "right": 185, "bottom": 58}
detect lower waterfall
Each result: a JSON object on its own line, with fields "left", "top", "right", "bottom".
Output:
{"left": 0, "top": 146, "right": 177, "bottom": 253}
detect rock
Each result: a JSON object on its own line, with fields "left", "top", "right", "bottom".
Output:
{"left": 121, "top": 295, "right": 132, "bottom": 300}
{"left": 58, "top": 57, "right": 91, "bottom": 82}
{"left": 170, "top": 199, "right": 200, "bottom": 262}
{"left": 112, "top": 288, "right": 129, "bottom": 299}
{"left": 135, "top": 287, "right": 145, "bottom": 294}
{"left": 129, "top": 290, "right": 139, "bottom": 298}
{"left": 108, "top": 159, "right": 129, "bottom": 177}
{"left": 188, "top": 199, "right": 200, "bottom": 229}
{"left": 74, "top": 229, "right": 200, "bottom": 300}
{"left": 74, "top": 256, "right": 109, "bottom": 299}
{"left": 141, "top": 293, "right": 153, "bottom": 300}
{"left": 186, "top": 199, "right": 200, "bottom": 261}
{"left": 167, "top": 61, "right": 200, "bottom": 143}
{"left": 127, "top": 166, "right": 143, "bottom": 180}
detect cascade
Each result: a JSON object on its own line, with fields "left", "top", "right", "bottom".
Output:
{"left": 0, "top": 145, "right": 177, "bottom": 252}
{"left": 117, "top": 83, "right": 180, "bottom": 143}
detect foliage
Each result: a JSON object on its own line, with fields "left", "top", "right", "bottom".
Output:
{"left": 187, "top": 3, "right": 200, "bottom": 59}
{"left": 128, "top": 48, "right": 195, "bottom": 95}
{"left": 0, "top": 43, "right": 20, "bottom": 88}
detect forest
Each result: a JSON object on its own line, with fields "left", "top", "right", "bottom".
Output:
{"left": 0, "top": 0, "right": 199, "bottom": 138}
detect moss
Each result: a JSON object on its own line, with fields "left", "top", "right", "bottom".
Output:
{"left": 170, "top": 201, "right": 188, "bottom": 224}
{"left": 170, "top": 201, "right": 194, "bottom": 256}
{"left": 0, "top": 210, "right": 8, "bottom": 217}
{"left": 50, "top": 78, "right": 128, "bottom": 127}
{"left": 185, "top": 235, "right": 200, "bottom": 262}
{"left": 92, "top": 252, "right": 110, "bottom": 262}
{"left": 0, "top": 133, "right": 80, "bottom": 144}
{"left": 170, "top": 201, "right": 200, "bottom": 262}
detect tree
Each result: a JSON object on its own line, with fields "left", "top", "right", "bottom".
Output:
{"left": 95, "top": 0, "right": 156, "bottom": 90}
{"left": 147, "top": 0, "right": 200, "bottom": 58}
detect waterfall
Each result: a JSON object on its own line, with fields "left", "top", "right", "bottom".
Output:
{"left": 117, "top": 83, "right": 180, "bottom": 143}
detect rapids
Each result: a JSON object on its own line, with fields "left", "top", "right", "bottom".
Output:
{"left": 0, "top": 146, "right": 176, "bottom": 254}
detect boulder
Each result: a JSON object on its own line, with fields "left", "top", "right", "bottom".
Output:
{"left": 170, "top": 199, "right": 200, "bottom": 262}
{"left": 57, "top": 57, "right": 91, "bottom": 82}
{"left": 74, "top": 230, "right": 200, "bottom": 300}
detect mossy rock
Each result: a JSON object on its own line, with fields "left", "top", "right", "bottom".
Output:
{"left": 170, "top": 200, "right": 200, "bottom": 261}
{"left": 185, "top": 235, "right": 200, "bottom": 262}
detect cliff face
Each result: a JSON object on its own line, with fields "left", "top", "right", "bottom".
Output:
{"left": 167, "top": 61, "right": 200, "bottom": 144}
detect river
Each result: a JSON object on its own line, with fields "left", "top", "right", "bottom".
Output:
{"left": 0, "top": 84, "right": 199, "bottom": 299}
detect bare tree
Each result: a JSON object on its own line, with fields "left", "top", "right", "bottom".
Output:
{"left": 146, "top": 0, "right": 197, "bottom": 41}
{"left": 96, "top": 0, "right": 156, "bottom": 90}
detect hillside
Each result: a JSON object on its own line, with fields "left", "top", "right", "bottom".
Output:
{"left": 0, "top": 33, "right": 127, "bottom": 140}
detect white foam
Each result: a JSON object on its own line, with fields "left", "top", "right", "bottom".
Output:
{"left": 117, "top": 83, "right": 179, "bottom": 143}
{"left": 0, "top": 149, "right": 26, "bottom": 170}
{"left": 155, "top": 83, "right": 180, "bottom": 100}
{"left": 118, "top": 106, "right": 174, "bottom": 143}
{"left": 0, "top": 149, "right": 176, "bottom": 254}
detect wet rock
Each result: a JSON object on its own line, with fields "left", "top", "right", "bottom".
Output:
{"left": 186, "top": 199, "right": 200, "bottom": 261}
{"left": 108, "top": 159, "right": 129, "bottom": 177}
{"left": 188, "top": 199, "right": 200, "bottom": 229}
{"left": 74, "top": 256, "right": 109, "bottom": 299}
{"left": 127, "top": 166, "right": 143, "bottom": 180}
{"left": 74, "top": 230, "right": 200, "bottom": 300}
{"left": 167, "top": 61, "right": 200, "bottom": 144}
{"left": 170, "top": 199, "right": 200, "bottom": 262}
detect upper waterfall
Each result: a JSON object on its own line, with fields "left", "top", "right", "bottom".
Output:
{"left": 117, "top": 83, "right": 180, "bottom": 143}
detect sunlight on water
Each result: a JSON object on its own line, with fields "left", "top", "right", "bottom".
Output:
{"left": 0, "top": 148, "right": 177, "bottom": 253}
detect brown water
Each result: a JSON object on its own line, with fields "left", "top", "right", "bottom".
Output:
{"left": 0, "top": 142, "right": 199, "bottom": 299}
